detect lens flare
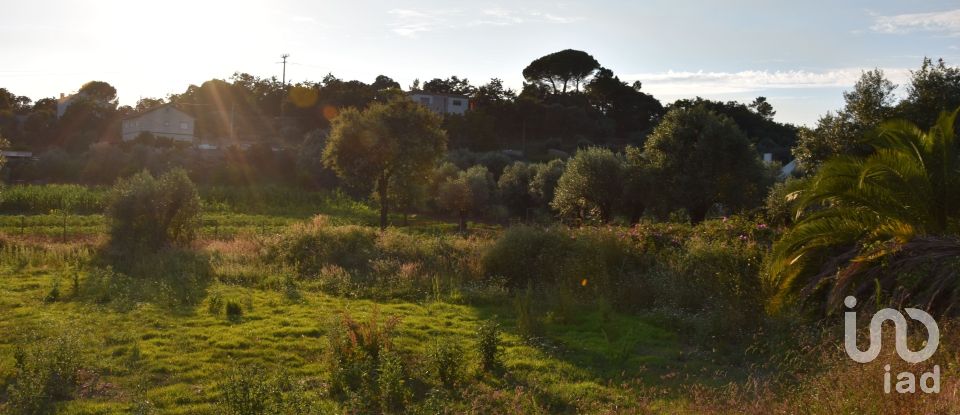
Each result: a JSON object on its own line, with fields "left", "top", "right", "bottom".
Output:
{"left": 322, "top": 105, "right": 339, "bottom": 120}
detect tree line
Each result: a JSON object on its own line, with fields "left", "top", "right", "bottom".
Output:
{"left": 3, "top": 53, "right": 960, "bottom": 229}
{"left": 0, "top": 49, "right": 795, "bottom": 159}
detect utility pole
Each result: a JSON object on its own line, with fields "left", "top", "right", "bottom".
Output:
{"left": 279, "top": 53, "right": 290, "bottom": 138}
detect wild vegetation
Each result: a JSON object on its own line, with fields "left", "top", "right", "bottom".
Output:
{"left": 2, "top": 55, "right": 960, "bottom": 414}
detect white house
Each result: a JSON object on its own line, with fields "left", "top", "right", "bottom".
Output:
{"left": 408, "top": 91, "right": 470, "bottom": 115}
{"left": 121, "top": 104, "right": 196, "bottom": 142}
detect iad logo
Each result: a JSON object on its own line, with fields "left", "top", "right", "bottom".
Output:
{"left": 843, "top": 296, "right": 941, "bottom": 394}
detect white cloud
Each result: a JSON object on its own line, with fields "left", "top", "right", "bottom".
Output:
{"left": 871, "top": 9, "right": 960, "bottom": 35}
{"left": 529, "top": 11, "right": 583, "bottom": 24}
{"left": 387, "top": 7, "right": 581, "bottom": 37}
{"left": 388, "top": 9, "right": 453, "bottom": 37}
{"left": 624, "top": 68, "right": 912, "bottom": 96}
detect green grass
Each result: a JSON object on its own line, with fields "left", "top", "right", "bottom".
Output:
{"left": 4, "top": 185, "right": 957, "bottom": 413}
{"left": 0, "top": 251, "right": 709, "bottom": 413}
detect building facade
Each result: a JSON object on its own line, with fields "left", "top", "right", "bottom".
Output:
{"left": 121, "top": 104, "right": 195, "bottom": 142}
{"left": 407, "top": 92, "right": 470, "bottom": 115}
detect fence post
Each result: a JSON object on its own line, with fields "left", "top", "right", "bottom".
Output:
{"left": 20, "top": 215, "right": 25, "bottom": 235}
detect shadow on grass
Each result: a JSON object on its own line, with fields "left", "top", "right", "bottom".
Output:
{"left": 467, "top": 299, "right": 735, "bottom": 399}
{"left": 79, "top": 247, "right": 213, "bottom": 314}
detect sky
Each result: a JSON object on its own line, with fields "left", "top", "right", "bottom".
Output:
{"left": 2, "top": 0, "right": 960, "bottom": 126}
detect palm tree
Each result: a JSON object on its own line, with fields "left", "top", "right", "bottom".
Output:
{"left": 769, "top": 109, "right": 960, "bottom": 314}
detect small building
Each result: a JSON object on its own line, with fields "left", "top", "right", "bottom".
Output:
{"left": 407, "top": 91, "right": 470, "bottom": 115}
{"left": 121, "top": 104, "right": 196, "bottom": 142}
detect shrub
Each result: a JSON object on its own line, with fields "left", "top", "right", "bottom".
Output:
{"left": 326, "top": 309, "right": 403, "bottom": 411}
{"left": 225, "top": 300, "right": 244, "bottom": 321}
{"left": 482, "top": 225, "right": 641, "bottom": 298}
{"left": 763, "top": 177, "right": 804, "bottom": 227}
{"left": 105, "top": 168, "right": 201, "bottom": 252}
{"left": 426, "top": 340, "right": 464, "bottom": 389}
{"left": 481, "top": 226, "right": 573, "bottom": 288}
{"left": 218, "top": 364, "right": 323, "bottom": 415}
{"left": 377, "top": 350, "right": 410, "bottom": 413}
{"left": 271, "top": 219, "right": 486, "bottom": 299}
{"left": 5, "top": 332, "right": 83, "bottom": 415}
{"left": 475, "top": 320, "right": 501, "bottom": 371}
{"left": 269, "top": 216, "right": 377, "bottom": 278}
{"left": 219, "top": 364, "right": 271, "bottom": 415}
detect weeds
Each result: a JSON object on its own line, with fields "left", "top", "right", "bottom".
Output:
{"left": 476, "top": 319, "right": 501, "bottom": 372}
{"left": 426, "top": 340, "right": 465, "bottom": 390}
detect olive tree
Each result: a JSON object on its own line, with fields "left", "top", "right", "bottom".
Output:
{"left": 529, "top": 159, "right": 565, "bottom": 211}
{"left": 550, "top": 147, "right": 622, "bottom": 223}
{"left": 323, "top": 98, "right": 447, "bottom": 229}
{"left": 644, "top": 105, "right": 768, "bottom": 222}
{"left": 497, "top": 161, "right": 536, "bottom": 217}
{"left": 437, "top": 165, "right": 494, "bottom": 232}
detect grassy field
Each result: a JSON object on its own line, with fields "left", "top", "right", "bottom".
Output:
{"left": 1, "top": 185, "right": 958, "bottom": 414}
{"left": 0, "top": 238, "right": 717, "bottom": 413}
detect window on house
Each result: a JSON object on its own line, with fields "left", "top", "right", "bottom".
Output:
{"left": 452, "top": 100, "right": 463, "bottom": 106}
{"left": 420, "top": 97, "right": 430, "bottom": 105}
{"left": 180, "top": 122, "right": 189, "bottom": 130}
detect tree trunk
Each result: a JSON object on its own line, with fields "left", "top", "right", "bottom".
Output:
{"left": 458, "top": 210, "right": 467, "bottom": 234}
{"left": 377, "top": 175, "right": 389, "bottom": 230}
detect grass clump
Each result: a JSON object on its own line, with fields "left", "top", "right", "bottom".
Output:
{"left": 225, "top": 300, "right": 244, "bottom": 321}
